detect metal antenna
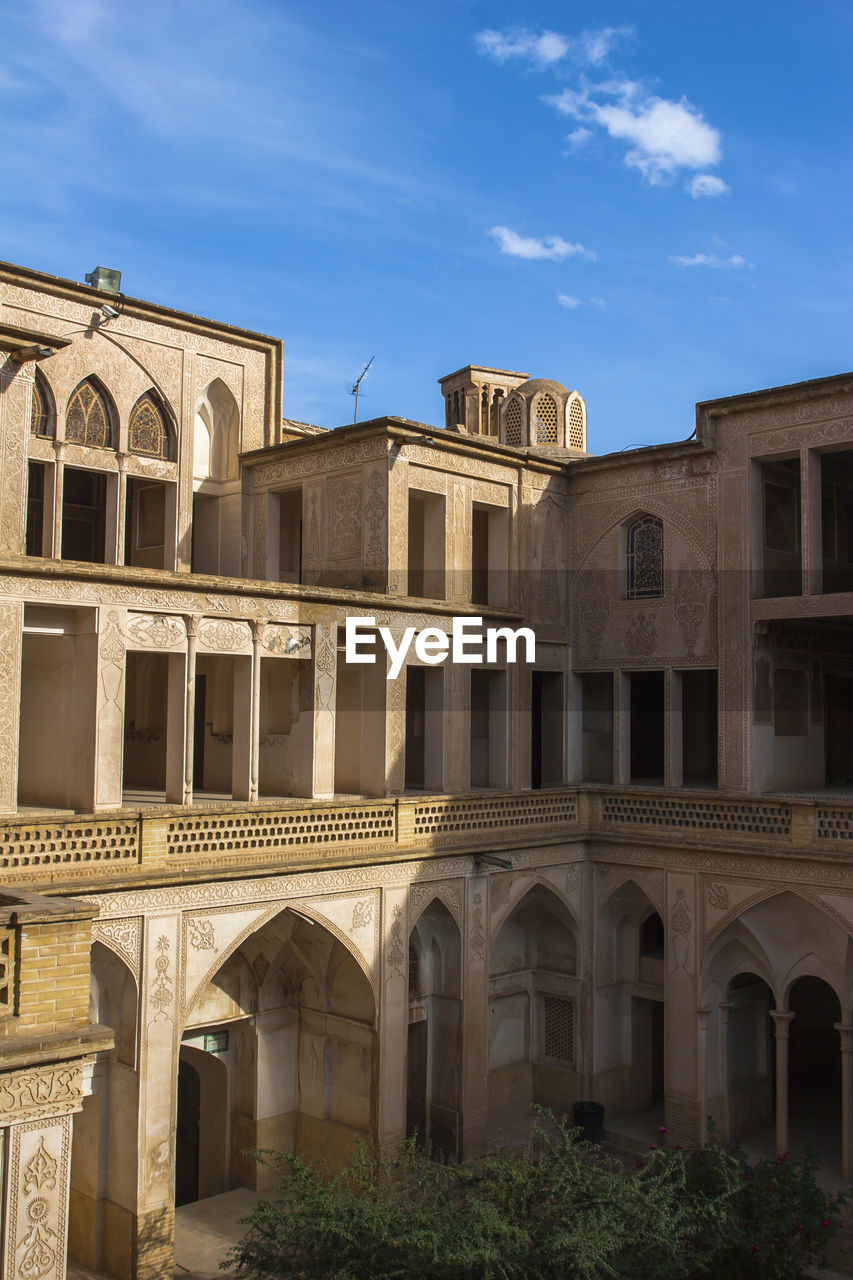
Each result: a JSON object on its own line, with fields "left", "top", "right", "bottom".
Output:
{"left": 349, "top": 356, "right": 375, "bottom": 424}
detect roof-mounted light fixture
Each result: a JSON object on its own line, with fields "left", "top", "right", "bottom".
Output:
{"left": 85, "top": 266, "right": 122, "bottom": 294}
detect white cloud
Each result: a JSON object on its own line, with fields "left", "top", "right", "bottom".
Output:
{"left": 475, "top": 25, "right": 631, "bottom": 69}
{"left": 669, "top": 253, "right": 749, "bottom": 269}
{"left": 689, "top": 173, "right": 728, "bottom": 198}
{"left": 588, "top": 296, "right": 607, "bottom": 310}
{"left": 546, "top": 80, "right": 723, "bottom": 186}
{"left": 489, "top": 226, "right": 595, "bottom": 261}
{"left": 475, "top": 28, "right": 569, "bottom": 66}
{"left": 566, "top": 126, "right": 592, "bottom": 148}
{"left": 557, "top": 293, "right": 583, "bottom": 308}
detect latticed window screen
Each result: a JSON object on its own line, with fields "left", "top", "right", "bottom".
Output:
{"left": 627, "top": 515, "right": 664, "bottom": 599}
{"left": 504, "top": 396, "right": 523, "bottom": 446}
{"left": 535, "top": 394, "right": 558, "bottom": 444}
{"left": 544, "top": 996, "right": 574, "bottom": 1062}
{"left": 569, "top": 397, "right": 584, "bottom": 449}
{"left": 0, "top": 929, "right": 15, "bottom": 1014}
{"left": 65, "top": 379, "right": 114, "bottom": 448}
{"left": 30, "top": 376, "right": 53, "bottom": 438}
{"left": 129, "top": 392, "right": 170, "bottom": 459}
{"left": 408, "top": 942, "right": 419, "bottom": 992}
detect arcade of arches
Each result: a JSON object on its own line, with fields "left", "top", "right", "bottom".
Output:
{"left": 64, "top": 868, "right": 853, "bottom": 1279}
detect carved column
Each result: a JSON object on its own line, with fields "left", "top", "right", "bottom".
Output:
{"left": 443, "top": 663, "right": 470, "bottom": 793}
{"left": 385, "top": 657, "right": 406, "bottom": 795}
{"left": 0, "top": 361, "right": 31, "bottom": 555}
{"left": 183, "top": 616, "right": 199, "bottom": 804}
{"left": 2, "top": 1112, "right": 75, "bottom": 1280}
{"left": 696, "top": 1006, "right": 712, "bottom": 1143}
{"left": 249, "top": 620, "right": 265, "bottom": 803}
{"left": 770, "top": 1009, "right": 795, "bottom": 1156}
{"left": 232, "top": 654, "right": 253, "bottom": 803}
{"left": 91, "top": 607, "right": 127, "bottom": 810}
{"left": 135, "top": 912, "right": 182, "bottom": 1279}
{"left": 664, "top": 872, "right": 700, "bottom": 1143}
{"left": 801, "top": 447, "right": 822, "bottom": 596}
{"left": 718, "top": 1000, "right": 734, "bottom": 1142}
{"left": 114, "top": 453, "right": 129, "bottom": 566}
{"left": 165, "top": 650, "right": 187, "bottom": 804}
{"left": 0, "top": 600, "right": 23, "bottom": 815}
{"left": 461, "top": 874, "right": 489, "bottom": 1157}
{"left": 52, "top": 442, "right": 65, "bottom": 558}
{"left": 835, "top": 1024, "right": 853, "bottom": 1183}
{"left": 312, "top": 620, "right": 336, "bottom": 798}
{"left": 377, "top": 885, "right": 409, "bottom": 1154}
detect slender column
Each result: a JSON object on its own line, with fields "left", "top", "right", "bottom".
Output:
{"left": 377, "top": 884, "right": 409, "bottom": 1155}
{"left": 0, "top": 600, "right": 23, "bottom": 814}
{"left": 801, "top": 447, "right": 822, "bottom": 596}
{"left": 696, "top": 1006, "right": 712, "bottom": 1143}
{"left": 104, "top": 464, "right": 122, "bottom": 565}
{"left": 52, "top": 442, "right": 65, "bottom": 557}
{"left": 718, "top": 1000, "right": 734, "bottom": 1142}
{"left": 835, "top": 1024, "right": 853, "bottom": 1183}
{"left": 666, "top": 668, "right": 683, "bottom": 789}
{"left": 615, "top": 671, "right": 630, "bottom": 785}
{"left": 232, "top": 656, "right": 253, "bottom": 801}
{"left": 311, "top": 620, "right": 336, "bottom": 798}
{"left": 249, "top": 619, "right": 265, "bottom": 802}
{"left": 770, "top": 1010, "right": 795, "bottom": 1155}
{"left": 91, "top": 607, "right": 127, "bottom": 809}
{"left": 183, "top": 616, "right": 200, "bottom": 804}
{"left": 461, "top": 873, "right": 489, "bottom": 1157}
{"left": 115, "top": 454, "right": 129, "bottom": 564}
{"left": 165, "top": 651, "right": 186, "bottom": 804}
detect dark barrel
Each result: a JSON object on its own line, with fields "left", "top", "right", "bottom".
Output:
{"left": 571, "top": 1100, "right": 605, "bottom": 1142}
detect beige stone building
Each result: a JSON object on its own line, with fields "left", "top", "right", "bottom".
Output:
{"left": 0, "top": 259, "right": 851, "bottom": 1279}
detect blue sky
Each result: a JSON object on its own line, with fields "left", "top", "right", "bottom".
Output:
{"left": 2, "top": 0, "right": 851, "bottom": 452}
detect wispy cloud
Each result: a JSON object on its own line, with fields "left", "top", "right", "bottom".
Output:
{"left": 475, "top": 25, "right": 631, "bottom": 69}
{"left": 669, "top": 253, "right": 750, "bottom": 269}
{"left": 557, "top": 293, "right": 582, "bottom": 308}
{"left": 548, "top": 82, "right": 721, "bottom": 185}
{"left": 489, "top": 226, "right": 595, "bottom": 261}
{"left": 566, "top": 127, "right": 592, "bottom": 148}
{"left": 689, "top": 173, "right": 728, "bottom": 198}
{"left": 588, "top": 296, "right": 607, "bottom": 310}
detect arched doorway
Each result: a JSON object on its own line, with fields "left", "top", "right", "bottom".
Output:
{"left": 787, "top": 976, "right": 842, "bottom": 1170}
{"left": 595, "top": 881, "right": 664, "bottom": 1121}
{"left": 177, "top": 907, "right": 376, "bottom": 1209}
{"left": 407, "top": 899, "right": 461, "bottom": 1157}
{"left": 725, "top": 972, "right": 775, "bottom": 1144}
{"left": 488, "top": 885, "right": 578, "bottom": 1132}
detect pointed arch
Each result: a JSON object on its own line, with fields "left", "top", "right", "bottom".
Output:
{"left": 128, "top": 389, "right": 173, "bottom": 460}
{"left": 194, "top": 377, "right": 239, "bottom": 484}
{"left": 65, "top": 376, "right": 116, "bottom": 449}
{"left": 30, "top": 370, "right": 55, "bottom": 439}
{"left": 626, "top": 512, "right": 664, "bottom": 599}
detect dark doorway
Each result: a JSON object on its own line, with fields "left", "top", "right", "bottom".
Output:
{"left": 61, "top": 467, "right": 107, "bottom": 563}
{"left": 406, "top": 1019, "right": 428, "bottom": 1143}
{"left": 631, "top": 997, "right": 665, "bottom": 1111}
{"left": 788, "top": 976, "right": 841, "bottom": 1168}
{"left": 531, "top": 671, "right": 564, "bottom": 788}
{"left": 825, "top": 674, "right": 853, "bottom": 784}
{"left": 26, "top": 462, "right": 46, "bottom": 556}
{"left": 193, "top": 674, "right": 207, "bottom": 790}
{"left": 630, "top": 671, "right": 665, "bottom": 783}
{"left": 175, "top": 1058, "right": 200, "bottom": 1207}
{"left": 681, "top": 670, "right": 718, "bottom": 786}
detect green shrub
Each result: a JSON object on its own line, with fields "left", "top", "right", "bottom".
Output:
{"left": 225, "top": 1117, "right": 846, "bottom": 1280}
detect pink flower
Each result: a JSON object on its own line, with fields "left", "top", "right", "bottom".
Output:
{"left": 823, "top": 1220, "right": 831, "bottom": 1228}
{"left": 658, "top": 1125, "right": 667, "bottom": 1133}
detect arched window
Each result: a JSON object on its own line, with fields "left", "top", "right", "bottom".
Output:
{"left": 534, "top": 393, "right": 558, "bottom": 444}
{"left": 568, "top": 396, "right": 585, "bottom": 449}
{"left": 504, "top": 396, "right": 523, "bottom": 446}
{"left": 30, "top": 372, "right": 54, "bottom": 439}
{"left": 627, "top": 514, "right": 664, "bottom": 598}
{"left": 639, "top": 912, "right": 664, "bottom": 959}
{"left": 65, "top": 378, "right": 114, "bottom": 448}
{"left": 129, "top": 391, "right": 171, "bottom": 460}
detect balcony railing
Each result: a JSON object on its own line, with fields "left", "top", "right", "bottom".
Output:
{"left": 0, "top": 787, "right": 850, "bottom": 887}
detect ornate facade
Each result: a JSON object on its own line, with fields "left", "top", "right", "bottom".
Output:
{"left": 0, "top": 260, "right": 851, "bottom": 1278}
